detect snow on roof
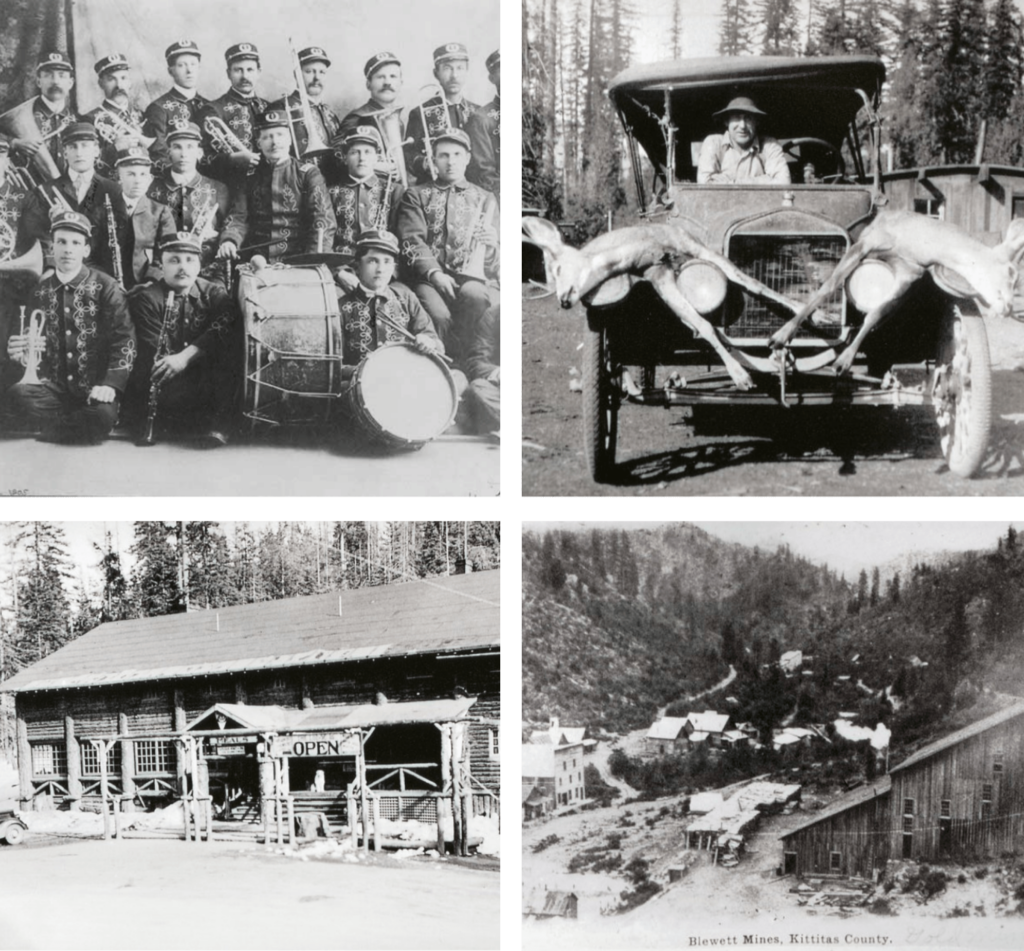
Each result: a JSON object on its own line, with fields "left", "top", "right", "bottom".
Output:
{"left": 689, "top": 792, "right": 724, "bottom": 814}
{"left": 686, "top": 711, "right": 731, "bottom": 733}
{"left": 688, "top": 731, "right": 710, "bottom": 743}
{"left": 647, "top": 717, "right": 688, "bottom": 741}
{"left": 531, "top": 725, "right": 585, "bottom": 747}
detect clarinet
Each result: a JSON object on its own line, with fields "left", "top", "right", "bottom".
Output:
{"left": 104, "top": 194, "right": 125, "bottom": 288}
{"left": 139, "top": 290, "right": 175, "bottom": 446}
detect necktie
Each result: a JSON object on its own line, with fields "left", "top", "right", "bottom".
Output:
{"left": 73, "top": 175, "right": 86, "bottom": 203}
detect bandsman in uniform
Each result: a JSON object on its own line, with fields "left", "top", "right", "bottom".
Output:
{"left": 1, "top": 210, "right": 135, "bottom": 443}
{"left": 125, "top": 231, "right": 237, "bottom": 446}
{"left": 395, "top": 128, "right": 498, "bottom": 362}
{"left": 148, "top": 122, "right": 229, "bottom": 278}
{"left": 20, "top": 123, "right": 123, "bottom": 278}
{"left": 143, "top": 41, "right": 211, "bottom": 173}
{"left": 270, "top": 46, "right": 341, "bottom": 171}
{"left": 111, "top": 145, "right": 176, "bottom": 289}
{"left": 466, "top": 50, "right": 499, "bottom": 199}
{"left": 404, "top": 43, "right": 480, "bottom": 185}
{"left": 85, "top": 53, "right": 149, "bottom": 178}
{"left": 217, "top": 108, "right": 336, "bottom": 264}
{"left": 463, "top": 302, "right": 499, "bottom": 434}
{"left": 326, "top": 126, "right": 403, "bottom": 290}
{"left": 1, "top": 51, "right": 78, "bottom": 180}
{"left": 202, "top": 43, "right": 267, "bottom": 190}
{"left": 338, "top": 52, "right": 406, "bottom": 177}
{"left": 0, "top": 134, "right": 40, "bottom": 375}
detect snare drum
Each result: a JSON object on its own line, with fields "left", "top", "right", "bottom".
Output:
{"left": 238, "top": 263, "right": 342, "bottom": 427}
{"left": 343, "top": 343, "right": 458, "bottom": 449}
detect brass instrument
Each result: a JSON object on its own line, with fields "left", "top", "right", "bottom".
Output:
{"left": 93, "top": 109, "right": 155, "bottom": 149}
{"left": 456, "top": 198, "right": 497, "bottom": 283}
{"left": 417, "top": 83, "right": 453, "bottom": 182}
{"left": 378, "top": 107, "right": 408, "bottom": 187}
{"left": 9, "top": 162, "right": 72, "bottom": 214}
{"left": 189, "top": 198, "right": 218, "bottom": 242}
{"left": 140, "top": 290, "right": 175, "bottom": 446}
{"left": 288, "top": 39, "right": 329, "bottom": 157}
{"left": 203, "top": 114, "right": 251, "bottom": 156}
{"left": 373, "top": 166, "right": 396, "bottom": 231}
{"left": 17, "top": 306, "right": 47, "bottom": 385}
{"left": 104, "top": 194, "right": 125, "bottom": 288}
{"left": 0, "top": 99, "right": 63, "bottom": 181}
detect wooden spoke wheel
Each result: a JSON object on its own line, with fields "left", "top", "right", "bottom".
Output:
{"left": 583, "top": 322, "right": 619, "bottom": 483}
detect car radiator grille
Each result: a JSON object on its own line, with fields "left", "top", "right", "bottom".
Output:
{"left": 725, "top": 233, "right": 847, "bottom": 339}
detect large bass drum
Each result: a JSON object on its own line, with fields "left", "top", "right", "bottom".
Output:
{"left": 238, "top": 263, "right": 342, "bottom": 428}
{"left": 343, "top": 343, "right": 458, "bottom": 449}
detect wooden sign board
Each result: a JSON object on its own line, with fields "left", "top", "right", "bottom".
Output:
{"left": 272, "top": 733, "right": 359, "bottom": 758}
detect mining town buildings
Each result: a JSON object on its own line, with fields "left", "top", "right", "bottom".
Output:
{"left": 0, "top": 571, "right": 499, "bottom": 852}
{"left": 521, "top": 717, "right": 586, "bottom": 814}
{"left": 780, "top": 701, "right": 1024, "bottom": 877}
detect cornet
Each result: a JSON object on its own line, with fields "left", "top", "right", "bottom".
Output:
{"left": 93, "top": 109, "right": 155, "bottom": 149}
{"left": 456, "top": 199, "right": 497, "bottom": 284}
{"left": 203, "top": 114, "right": 250, "bottom": 155}
{"left": 17, "top": 306, "right": 47, "bottom": 385}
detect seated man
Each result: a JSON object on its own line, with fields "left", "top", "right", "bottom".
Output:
{"left": 696, "top": 96, "right": 790, "bottom": 185}
{"left": 125, "top": 231, "right": 237, "bottom": 446}
{"left": 112, "top": 144, "right": 176, "bottom": 288}
{"left": 463, "top": 303, "right": 499, "bottom": 435}
{"left": 2, "top": 210, "right": 135, "bottom": 443}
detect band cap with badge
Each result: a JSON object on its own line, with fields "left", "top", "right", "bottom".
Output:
{"left": 257, "top": 109, "right": 290, "bottom": 131}
{"left": 342, "top": 126, "right": 383, "bottom": 152}
{"left": 485, "top": 50, "right": 500, "bottom": 72}
{"left": 433, "top": 127, "right": 471, "bottom": 151}
{"left": 115, "top": 144, "right": 152, "bottom": 167}
{"left": 159, "top": 230, "right": 203, "bottom": 255}
{"left": 364, "top": 51, "right": 400, "bottom": 78}
{"left": 165, "top": 40, "right": 202, "bottom": 63}
{"left": 433, "top": 42, "right": 469, "bottom": 65}
{"left": 60, "top": 122, "right": 99, "bottom": 144}
{"left": 166, "top": 120, "right": 203, "bottom": 143}
{"left": 37, "top": 51, "right": 74, "bottom": 73}
{"left": 94, "top": 53, "right": 129, "bottom": 76}
{"left": 356, "top": 228, "right": 400, "bottom": 256}
{"left": 50, "top": 209, "right": 92, "bottom": 237}
{"left": 298, "top": 46, "right": 331, "bottom": 68}
{"left": 225, "top": 42, "right": 260, "bottom": 66}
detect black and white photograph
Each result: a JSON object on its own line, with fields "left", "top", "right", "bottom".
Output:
{"left": 522, "top": 521, "right": 1024, "bottom": 948}
{"left": 0, "top": 520, "right": 501, "bottom": 948}
{"left": 0, "top": 0, "right": 500, "bottom": 495}
{"left": 522, "top": 0, "right": 1024, "bottom": 495}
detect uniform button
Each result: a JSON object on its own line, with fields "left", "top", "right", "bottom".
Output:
{"left": 67, "top": 374, "right": 73, "bottom": 381}
{"left": 67, "top": 351, "right": 73, "bottom": 359}
{"left": 65, "top": 329, "right": 71, "bottom": 336}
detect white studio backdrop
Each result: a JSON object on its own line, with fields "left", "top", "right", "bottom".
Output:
{"left": 72, "top": 0, "right": 499, "bottom": 118}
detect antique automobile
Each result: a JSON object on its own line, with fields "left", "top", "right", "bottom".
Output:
{"left": 528, "top": 56, "right": 1024, "bottom": 482}
{"left": 0, "top": 810, "right": 27, "bottom": 845}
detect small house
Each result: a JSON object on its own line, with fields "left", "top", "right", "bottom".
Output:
{"left": 644, "top": 716, "right": 688, "bottom": 756}
{"left": 683, "top": 711, "right": 733, "bottom": 748}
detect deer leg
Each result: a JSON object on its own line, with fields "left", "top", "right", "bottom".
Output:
{"left": 832, "top": 272, "right": 917, "bottom": 375}
{"left": 701, "top": 249, "right": 816, "bottom": 319}
{"left": 646, "top": 264, "right": 754, "bottom": 391}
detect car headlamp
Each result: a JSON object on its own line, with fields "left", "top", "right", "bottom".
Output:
{"left": 846, "top": 259, "right": 896, "bottom": 313}
{"left": 676, "top": 260, "right": 728, "bottom": 315}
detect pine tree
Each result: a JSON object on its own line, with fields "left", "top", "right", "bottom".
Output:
{"left": 984, "top": 0, "right": 1021, "bottom": 122}
{"left": 719, "top": 0, "right": 755, "bottom": 55}
{"left": 670, "top": 0, "right": 685, "bottom": 58}
{"left": 95, "top": 531, "right": 133, "bottom": 621}
{"left": 185, "top": 522, "right": 238, "bottom": 608}
{"left": 760, "top": 0, "right": 801, "bottom": 55}
{"left": 870, "top": 566, "right": 880, "bottom": 607}
{"left": 131, "top": 522, "right": 182, "bottom": 616}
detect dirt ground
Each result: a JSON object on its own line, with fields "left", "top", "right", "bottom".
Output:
{"left": 0, "top": 837, "right": 499, "bottom": 950}
{"left": 523, "top": 292, "right": 1024, "bottom": 496}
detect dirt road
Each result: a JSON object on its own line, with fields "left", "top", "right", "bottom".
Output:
{"left": 0, "top": 838, "right": 498, "bottom": 949}
{"left": 523, "top": 293, "right": 1024, "bottom": 495}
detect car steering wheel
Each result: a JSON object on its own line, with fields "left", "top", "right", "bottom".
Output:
{"left": 781, "top": 138, "right": 846, "bottom": 182}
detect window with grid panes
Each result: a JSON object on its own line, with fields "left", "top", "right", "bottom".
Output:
{"left": 994, "top": 753, "right": 1004, "bottom": 776}
{"left": 903, "top": 816, "right": 914, "bottom": 833}
{"left": 904, "top": 798, "right": 915, "bottom": 815}
{"left": 982, "top": 783, "right": 993, "bottom": 819}
{"left": 940, "top": 800, "right": 951, "bottom": 818}
{"left": 134, "top": 740, "right": 173, "bottom": 774}
{"left": 80, "top": 742, "right": 122, "bottom": 776}
{"left": 31, "top": 742, "right": 66, "bottom": 776}
{"left": 830, "top": 851, "right": 841, "bottom": 871}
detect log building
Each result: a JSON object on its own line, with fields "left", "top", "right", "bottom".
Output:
{"left": 780, "top": 701, "right": 1024, "bottom": 877}
{"left": 1, "top": 570, "right": 500, "bottom": 850}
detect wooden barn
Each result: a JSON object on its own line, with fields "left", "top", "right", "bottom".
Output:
{"left": 0, "top": 571, "right": 500, "bottom": 852}
{"left": 780, "top": 700, "right": 1024, "bottom": 877}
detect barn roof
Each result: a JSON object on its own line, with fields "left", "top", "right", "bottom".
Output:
{"left": 647, "top": 716, "right": 688, "bottom": 740}
{"left": 687, "top": 711, "right": 731, "bottom": 733}
{"left": 890, "top": 700, "right": 1024, "bottom": 774}
{"left": 1, "top": 571, "right": 500, "bottom": 694}
{"left": 779, "top": 777, "right": 892, "bottom": 839}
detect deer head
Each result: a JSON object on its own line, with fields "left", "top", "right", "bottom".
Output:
{"left": 522, "top": 216, "right": 603, "bottom": 308}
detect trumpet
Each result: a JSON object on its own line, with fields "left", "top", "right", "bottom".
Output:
{"left": 203, "top": 114, "right": 251, "bottom": 156}
{"left": 288, "top": 39, "right": 329, "bottom": 157}
{"left": 17, "top": 306, "right": 47, "bottom": 385}
{"left": 93, "top": 109, "right": 155, "bottom": 149}
{"left": 456, "top": 198, "right": 497, "bottom": 283}
{"left": 417, "top": 83, "right": 453, "bottom": 182}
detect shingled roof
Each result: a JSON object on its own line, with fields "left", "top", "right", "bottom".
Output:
{"left": 2, "top": 571, "right": 499, "bottom": 693}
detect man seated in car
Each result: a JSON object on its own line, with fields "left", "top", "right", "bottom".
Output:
{"left": 696, "top": 96, "right": 790, "bottom": 185}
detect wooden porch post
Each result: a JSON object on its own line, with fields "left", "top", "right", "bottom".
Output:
{"left": 65, "top": 715, "right": 81, "bottom": 812}
{"left": 449, "top": 723, "right": 463, "bottom": 856}
{"left": 439, "top": 722, "right": 452, "bottom": 854}
{"left": 189, "top": 735, "right": 200, "bottom": 845}
{"left": 346, "top": 779, "right": 357, "bottom": 848}
{"left": 119, "top": 713, "right": 135, "bottom": 813}
{"left": 97, "top": 741, "right": 111, "bottom": 841}
{"left": 173, "top": 689, "right": 186, "bottom": 789}
{"left": 16, "top": 716, "right": 32, "bottom": 810}
{"left": 259, "top": 739, "right": 272, "bottom": 849}
{"left": 359, "top": 731, "right": 369, "bottom": 853}
{"left": 371, "top": 794, "right": 381, "bottom": 852}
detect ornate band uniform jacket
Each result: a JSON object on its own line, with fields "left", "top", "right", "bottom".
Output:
{"left": 148, "top": 171, "right": 229, "bottom": 267}
{"left": 129, "top": 276, "right": 235, "bottom": 361}
{"left": 143, "top": 89, "right": 213, "bottom": 171}
{"left": 269, "top": 92, "right": 342, "bottom": 171}
{"left": 396, "top": 179, "right": 499, "bottom": 285}
{"left": 201, "top": 89, "right": 268, "bottom": 186}
{"left": 0, "top": 176, "right": 35, "bottom": 260}
{"left": 328, "top": 172, "right": 404, "bottom": 262}
{"left": 85, "top": 101, "right": 148, "bottom": 178}
{"left": 220, "top": 157, "right": 336, "bottom": 261}
{"left": 28, "top": 265, "right": 135, "bottom": 398}
{"left": 466, "top": 95, "right": 499, "bottom": 198}
{"left": 338, "top": 280, "right": 441, "bottom": 368}
{"left": 403, "top": 96, "right": 479, "bottom": 184}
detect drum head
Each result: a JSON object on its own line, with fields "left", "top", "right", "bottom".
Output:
{"left": 357, "top": 345, "right": 456, "bottom": 443}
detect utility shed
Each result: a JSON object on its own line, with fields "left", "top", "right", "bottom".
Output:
{"left": 524, "top": 889, "right": 578, "bottom": 919}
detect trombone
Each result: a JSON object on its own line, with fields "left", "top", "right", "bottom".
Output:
{"left": 287, "top": 39, "right": 330, "bottom": 159}
{"left": 417, "top": 83, "right": 453, "bottom": 182}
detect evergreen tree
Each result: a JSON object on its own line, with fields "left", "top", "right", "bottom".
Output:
{"left": 760, "top": 0, "right": 801, "bottom": 54}
{"left": 984, "top": 0, "right": 1021, "bottom": 122}
{"left": 131, "top": 522, "right": 182, "bottom": 616}
{"left": 856, "top": 568, "right": 869, "bottom": 611}
{"left": 95, "top": 532, "right": 133, "bottom": 621}
{"left": 719, "top": 0, "right": 755, "bottom": 54}
{"left": 870, "top": 566, "right": 880, "bottom": 607}
{"left": 185, "top": 522, "right": 238, "bottom": 608}
{"left": 670, "top": 0, "right": 685, "bottom": 58}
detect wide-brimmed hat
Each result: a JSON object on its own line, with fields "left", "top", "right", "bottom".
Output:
{"left": 713, "top": 97, "right": 767, "bottom": 119}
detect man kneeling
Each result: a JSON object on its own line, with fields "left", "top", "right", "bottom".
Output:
{"left": 125, "top": 231, "right": 236, "bottom": 446}
{"left": 2, "top": 210, "right": 134, "bottom": 443}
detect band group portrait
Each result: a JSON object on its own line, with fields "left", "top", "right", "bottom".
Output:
{"left": 0, "top": 0, "right": 499, "bottom": 482}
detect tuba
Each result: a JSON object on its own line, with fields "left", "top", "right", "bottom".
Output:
{"left": 417, "top": 83, "right": 453, "bottom": 182}
{"left": 288, "top": 39, "right": 329, "bottom": 157}
{"left": 17, "top": 306, "right": 47, "bottom": 385}
{"left": 0, "top": 99, "right": 62, "bottom": 182}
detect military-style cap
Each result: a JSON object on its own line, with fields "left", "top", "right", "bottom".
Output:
{"left": 165, "top": 40, "right": 202, "bottom": 63}
{"left": 485, "top": 49, "right": 516, "bottom": 71}
{"left": 37, "top": 51, "right": 74, "bottom": 73}
{"left": 256, "top": 109, "right": 290, "bottom": 130}
{"left": 225, "top": 42, "right": 260, "bottom": 65}
{"left": 432, "top": 127, "right": 471, "bottom": 151}
{"left": 50, "top": 209, "right": 92, "bottom": 237}
{"left": 115, "top": 144, "right": 152, "bottom": 167}
{"left": 364, "top": 51, "right": 400, "bottom": 78}
{"left": 166, "top": 120, "right": 203, "bottom": 142}
{"left": 0, "top": 133, "right": 11, "bottom": 153}
{"left": 433, "top": 42, "right": 469, "bottom": 65}
{"left": 713, "top": 96, "right": 767, "bottom": 118}
{"left": 61, "top": 122, "right": 99, "bottom": 144}
{"left": 94, "top": 53, "right": 129, "bottom": 76}
{"left": 339, "top": 125, "right": 383, "bottom": 151}
{"left": 159, "top": 231, "right": 203, "bottom": 255}
{"left": 356, "top": 229, "right": 399, "bottom": 257}
{"left": 298, "top": 46, "right": 331, "bottom": 68}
